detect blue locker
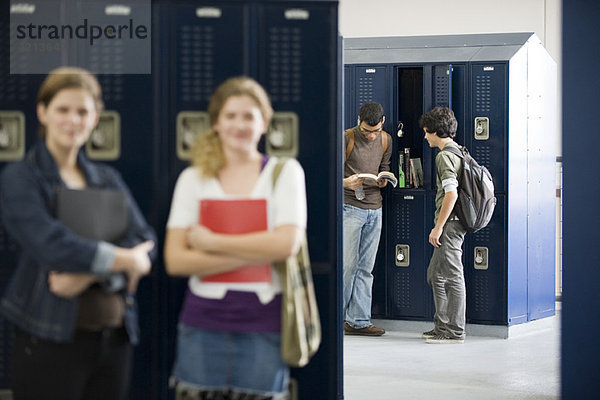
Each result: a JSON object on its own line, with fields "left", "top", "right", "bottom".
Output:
{"left": 464, "top": 195, "right": 511, "bottom": 324}
{"left": 385, "top": 191, "right": 429, "bottom": 319}
{"left": 469, "top": 63, "right": 508, "bottom": 193}
{"left": 154, "top": 3, "right": 251, "bottom": 396}
{"left": 344, "top": 65, "right": 392, "bottom": 132}
{"left": 344, "top": 33, "right": 557, "bottom": 328}
{"left": 1, "top": 2, "right": 342, "bottom": 399}
{"left": 0, "top": 4, "right": 157, "bottom": 397}
{"left": 343, "top": 66, "right": 354, "bottom": 130}
{"left": 257, "top": 3, "right": 341, "bottom": 399}
{"left": 1, "top": 3, "right": 50, "bottom": 388}
{"left": 157, "top": 1, "right": 342, "bottom": 399}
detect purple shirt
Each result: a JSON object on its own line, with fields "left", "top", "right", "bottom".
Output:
{"left": 180, "top": 289, "right": 282, "bottom": 332}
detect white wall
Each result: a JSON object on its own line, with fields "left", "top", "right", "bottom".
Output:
{"left": 339, "top": 0, "right": 562, "bottom": 154}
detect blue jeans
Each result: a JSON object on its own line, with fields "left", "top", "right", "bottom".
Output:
{"left": 171, "top": 324, "right": 289, "bottom": 397}
{"left": 343, "top": 204, "right": 383, "bottom": 328}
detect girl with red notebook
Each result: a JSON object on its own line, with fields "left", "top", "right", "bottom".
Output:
{"left": 164, "top": 77, "right": 307, "bottom": 399}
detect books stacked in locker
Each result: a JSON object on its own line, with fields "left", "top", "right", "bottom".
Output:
{"left": 398, "top": 148, "right": 423, "bottom": 188}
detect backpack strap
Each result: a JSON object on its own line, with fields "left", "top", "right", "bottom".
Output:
{"left": 382, "top": 131, "right": 389, "bottom": 154}
{"left": 344, "top": 129, "right": 354, "bottom": 162}
{"left": 441, "top": 145, "right": 465, "bottom": 159}
{"left": 345, "top": 128, "right": 389, "bottom": 162}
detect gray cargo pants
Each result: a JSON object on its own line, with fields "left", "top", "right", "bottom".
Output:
{"left": 427, "top": 220, "right": 467, "bottom": 339}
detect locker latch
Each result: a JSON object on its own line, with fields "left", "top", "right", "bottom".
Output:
{"left": 0, "top": 111, "right": 25, "bottom": 162}
{"left": 86, "top": 111, "right": 121, "bottom": 160}
{"left": 474, "top": 247, "right": 489, "bottom": 270}
{"left": 395, "top": 244, "right": 410, "bottom": 267}
{"left": 266, "top": 112, "right": 299, "bottom": 158}
{"left": 176, "top": 111, "right": 210, "bottom": 161}
{"left": 474, "top": 117, "right": 489, "bottom": 140}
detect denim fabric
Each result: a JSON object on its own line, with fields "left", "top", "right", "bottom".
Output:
{"left": 172, "top": 324, "right": 289, "bottom": 396}
{"left": 0, "top": 141, "right": 156, "bottom": 344}
{"left": 342, "top": 203, "right": 382, "bottom": 328}
{"left": 427, "top": 220, "right": 467, "bottom": 339}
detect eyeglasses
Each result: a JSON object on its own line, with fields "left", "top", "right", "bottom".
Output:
{"left": 359, "top": 126, "right": 383, "bottom": 135}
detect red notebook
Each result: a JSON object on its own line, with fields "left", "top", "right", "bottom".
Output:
{"left": 199, "top": 198, "right": 271, "bottom": 283}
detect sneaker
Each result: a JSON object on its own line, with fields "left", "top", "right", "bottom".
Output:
{"left": 344, "top": 321, "right": 385, "bottom": 336}
{"left": 425, "top": 334, "right": 464, "bottom": 344}
{"left": 421, "top": 329, "right": 437, "bottom": 339}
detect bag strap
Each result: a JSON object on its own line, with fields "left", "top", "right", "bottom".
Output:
{"left": 272, "top": 157, "right": 289, "bottom": 188}
{"left": 344, "top": 129, "right": 354, "bottom": 162}
{"left": 345, "top": 128, "right": 389, "bottom": 162}
{"left": 382, "top": 131, "right": 388, "bottom": 154}
{"left": 271, "top": 158, "right": 311, "bottom": 269}
{"left": 441, "top": 145, "right": 466, "bottom": 159}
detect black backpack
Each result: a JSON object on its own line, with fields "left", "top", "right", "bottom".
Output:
{"left": 442, "top": 146, "right": 497, "bottom": 233}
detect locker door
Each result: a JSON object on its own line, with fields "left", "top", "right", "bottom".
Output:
{"left": 69, "top": 1, "right": 151, "bottom": 75}
{"left": 170, "top": 1, "right": 248, "bottom": 137}
{"left": 469, "top": 63, "right": 507, "bottom": 193}
{"left": 0, "top": 26, "right": 41, "bottom": 388}
{"left": 464, "top": 194, "right": 510, "bottom": 325}
{"left": 7, "top": 0, "right": 65, "bottom": 74}
{"left": 344, "top": 65, "right": 354, "bottom": 129}
{"left": 257, "top": 1, "right": 338, "bottom": 268}
{"left": 1, "top": 3, "right": 76, "bottom": 391}
{"left": 162, "top": 0, "right": 249, "bottom": 209}
{"left": 352, "top": 65, "right": 389, "bottom": 123}
{"left": 257, "top": 3, "right": 341, "bottom": 400}
{"left": 156, "top": 3, "right": 250, "bottom": 399}
{"left": 98, "top": 73, "right": 155, "bottom": 400}
{"left": 449, "top": 64, "right": 468, "bottom": 146}
{"left": 386, "top": 192, "right": 429, "bottom": 319}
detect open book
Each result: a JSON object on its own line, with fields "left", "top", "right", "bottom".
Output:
{"left": 357, "top": 171, "right": 398, "bottom": 188}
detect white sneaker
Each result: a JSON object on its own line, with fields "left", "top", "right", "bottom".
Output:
{"left": 425, "top": 334, "right": 464, "bottom": 344}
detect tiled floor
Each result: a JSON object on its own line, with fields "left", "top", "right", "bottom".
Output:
{"left": 343, "top": 314, "right": 560, "bottom": 400}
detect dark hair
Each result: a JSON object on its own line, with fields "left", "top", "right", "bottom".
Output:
{"left": 358, "top": 102, "right": 384, "bottom": 126}
{"left": 418, "top": 106, "right": 457, "bottom": 138}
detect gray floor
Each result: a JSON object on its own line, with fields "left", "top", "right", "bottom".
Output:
{"left": 343, "top": 312, "right": 560, "bottom": 400}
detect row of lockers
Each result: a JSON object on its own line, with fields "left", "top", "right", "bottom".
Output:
{"left": 344, "top": 33, "right": 557, "bottom": 327}
{"left": 0, "top": 1, "right": 342, "bottom": 399}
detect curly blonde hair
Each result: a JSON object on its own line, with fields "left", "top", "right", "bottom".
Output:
{"left": 191, "top": 77, "right": 273, "bottom": 177}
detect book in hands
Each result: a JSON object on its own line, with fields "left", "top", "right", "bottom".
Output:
{"left": 199, "top": 199, "right": 271, "bottom": 283}
{"left": 357, "top": 171, "right": 398, "bottom": 188}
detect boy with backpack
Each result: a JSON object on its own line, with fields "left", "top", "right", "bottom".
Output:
{"left": 419, "top": 106, "right": 467, "bottom": 344}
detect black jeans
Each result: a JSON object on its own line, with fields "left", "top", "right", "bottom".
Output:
{"left": 11, "top": 327, "right": 132, "bottom": 400}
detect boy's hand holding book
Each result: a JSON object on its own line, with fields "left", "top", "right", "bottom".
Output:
{"left": 344, "top": 174, "right": 364, "bottom": 190}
